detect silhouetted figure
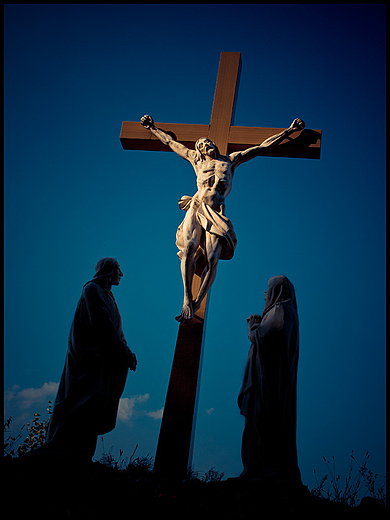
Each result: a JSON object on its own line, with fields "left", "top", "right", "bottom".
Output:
{"left": 44, "top": 258, "right": 137, "bottom": 462}
{"left": 238, "top": 276, "right": 302, "bottom": 483}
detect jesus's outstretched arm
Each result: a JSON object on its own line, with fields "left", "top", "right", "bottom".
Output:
{"left": 141, "top": 114, "right": 196, "bottom": 163}
{"left": 229, "top": 118, "right": 305, "bottom": 167}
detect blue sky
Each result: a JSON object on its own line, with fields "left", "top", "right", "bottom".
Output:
{"left": 4, "top": 4, "right": 385, "bottom": 489}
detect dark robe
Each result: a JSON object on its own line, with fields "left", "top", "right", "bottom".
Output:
{"left": 45, "top": 263, "right": 132, "bottom": 461}
{"left": 238, "top": 276, "right": 302, "bottom": 483}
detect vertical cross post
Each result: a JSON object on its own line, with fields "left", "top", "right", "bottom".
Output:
{"left": 153, "top": 53, "right": 241, "bottom": 480}
{"left": 153, "top": 259, "right": 209, "bottom": 480}
{"left": 208, "top": 52, "right": 241, "bottom": 153}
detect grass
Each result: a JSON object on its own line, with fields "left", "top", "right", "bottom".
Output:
{"left": 312, "top": 452, "right": 386, "bottom": 509}
{"left": 4, "top": 408, "right": 387, "bottom": 518}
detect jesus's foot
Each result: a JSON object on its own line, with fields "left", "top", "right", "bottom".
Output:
{"left": 175, "top": 301, "right": 194, "bottom": 323}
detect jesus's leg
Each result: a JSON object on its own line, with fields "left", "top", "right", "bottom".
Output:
{"left": 175, "top": 207, "right": 202, "bottom": 323}
{"left": 192, "top": 233, "right": 222, "bottom": 314}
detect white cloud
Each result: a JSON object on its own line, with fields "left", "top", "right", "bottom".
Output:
{"left": 4, "top": 384, "right": 21, "bottom": 401}
{"left": 118, "top": 393, "right": 150, "bottom": 422}
{"left": 206, "top": 407, "right": 215, "bottom": 415}
{"left": 147, "top": 407, "right": 164, "bottom": 420}
{"left": 118, "top": 395, "right": 164, "bottom": 422}
{"left": 5, "top": 382, "right": 59, "bottom": 410}
{"left": 5, "top": 383, "right": 161, "bottom": 427}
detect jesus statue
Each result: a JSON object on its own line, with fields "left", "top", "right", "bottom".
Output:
{"left": 141, "top": 114, "right": 305, "bottom": 323}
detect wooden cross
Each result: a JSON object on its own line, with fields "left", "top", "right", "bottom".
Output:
{"left": 120, "top": 52, "right": 322, "bottom": 480}
{"left": 120, "top": 53, "right": 321, "bottom": 158}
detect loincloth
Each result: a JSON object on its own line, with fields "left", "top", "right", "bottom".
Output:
{"left": 176, "top": 195, "right": 237, "bottom": 261}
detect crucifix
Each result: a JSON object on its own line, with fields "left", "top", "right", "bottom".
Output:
{"left": 120, "top": 52, "right": 321, "bottom": 479}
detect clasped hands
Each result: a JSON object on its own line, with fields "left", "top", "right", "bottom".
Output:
{"left": 247, "top": 314, "right": 262, "bottom": 333}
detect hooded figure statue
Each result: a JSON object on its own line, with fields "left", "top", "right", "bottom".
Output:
{"left": 44, "top": 258, "right": 137, "bottom": 462}
{"left": 238, "top": 275, "right": 301, "bottom": 483}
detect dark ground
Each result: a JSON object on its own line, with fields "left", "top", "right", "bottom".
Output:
{"left": 4, "top": 455, "right": 386, "bottom": 519}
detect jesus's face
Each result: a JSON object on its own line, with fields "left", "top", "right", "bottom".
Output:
{"left": 196, "top": 138, "right": 216, "bottom": 158}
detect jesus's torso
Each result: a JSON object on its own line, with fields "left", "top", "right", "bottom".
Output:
{"left": 194, "top": 157, "right": 234, "bottom": 209}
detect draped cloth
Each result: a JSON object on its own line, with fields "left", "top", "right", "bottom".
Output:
{"left": 238, "top": 276, "right": 302, "bottom": 483}
{"left": 176, "top": 195, "right": 237, "bottom": 261}
{"left": 45, "top": 258, "right": 133, "bottom": 461}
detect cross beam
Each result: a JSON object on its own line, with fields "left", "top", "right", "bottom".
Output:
{"left": 120, "top": 52, "right": 322, "bottom": 480}
{"left": 120, "top": 53, "right": 321, "bottom": 158}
